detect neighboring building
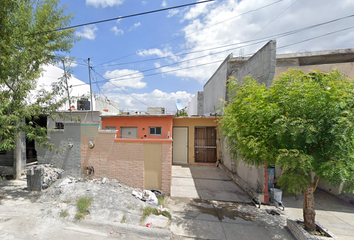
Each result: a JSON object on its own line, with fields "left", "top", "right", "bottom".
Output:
{"left": 90, "top": 114, "right": 174, "bottom": 195}
{"left": 147, "top": 107, "right": 166, "bottom": 115}
{"left": 195, "top": 41, "right": 354, "bottom": 202}
{"left": 187, "top": 91, "right": 204, "bottom": 116}
{"left": 95, "top": 96, "right": 120, "bottom": 115}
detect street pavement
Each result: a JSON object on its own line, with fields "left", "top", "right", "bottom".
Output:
{"left": 169, "top": 164, "right": 354, "bottom": 240}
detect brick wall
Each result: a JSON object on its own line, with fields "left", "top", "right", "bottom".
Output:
{"left": 81, "top": 130, "right": 145, "bottom": 190}
{"left": 81, "top": 124, "right": 172, "bottom": 194}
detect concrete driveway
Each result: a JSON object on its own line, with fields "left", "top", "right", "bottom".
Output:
{"left": 170, "top": 165, "right": 250, "bottom": 203}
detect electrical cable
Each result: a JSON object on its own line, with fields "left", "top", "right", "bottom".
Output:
{"left": 91, "top": 68, "right": 151, "bottom": 108}
{"left": 249, "top": 0, "right": 300, "bottom": 40}
{"left": 72, "top": 24, "right": 354, "bottom": 87}
{"left": 97, "top": 0, "right": 285, "bottom": 66}
{"left": 97, "top": 13, "right": 354, "bottom": 68}
{"left": 30, "top": 0, "right": 216, "bottom": 36}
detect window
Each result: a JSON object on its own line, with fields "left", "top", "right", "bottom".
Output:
{"left": 121, "top": 127, "right": 137, "bottom": 139}
{"left": 149, "top": 127, "right": 162, "bottom": 135}
{"left": 105, "top": 126, "right": 116, "bottom": 130}
{"left": 55, "top": 122, "right": 64, "bottom": 129}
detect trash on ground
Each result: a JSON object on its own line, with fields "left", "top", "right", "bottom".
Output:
{"left": 157, "top": 205, "right": 168, "bottom": 212}
{"left": 132, "top": 189, "right": 158, "bottom": 205}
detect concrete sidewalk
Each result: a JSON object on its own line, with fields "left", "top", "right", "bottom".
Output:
{"left": 171, "top": 165, "right": 250, "bottom": 203}
{"left": 282, "top": 189, "right": 354, "bottom": 240}
{"left": 167, "top": 197, "right": 295, "bottom": 240}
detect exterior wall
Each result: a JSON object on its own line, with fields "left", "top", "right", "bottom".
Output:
{"left": 188, "top": 94, "right": 198, "bottom": 116}
{"left": 275, "top": 62, "right": 354, "bottom": 78}
{"left": 37, "top": 122, "right": 82, "bottom": 178}
{"left": 47, "top": 111, "right": 101, "bottom": 129}
{"left": 173, "top": 117, "right": 218, "bottom": 164}
{"left": 0, "top": 132, "right": 27, "bottom": 176}
{"left": 101, "top": 115, "right": 173, "bottom": 140}
{"left": 81, "top": 123, "right": 172, "bottom": 195}
{"left": 231, "top": 40, "right": 276, "bottom": 88}
{"left": 95, "top": 97, "right": 120, "bottom": 115}
{"left": 203, "top": 56, "right": 230, "bottom": 116}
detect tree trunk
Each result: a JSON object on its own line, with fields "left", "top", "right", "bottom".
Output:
{"left": 303, "top": 185, "right": 316, "bottom": 233}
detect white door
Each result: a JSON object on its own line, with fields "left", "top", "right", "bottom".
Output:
{"left": 173, "top": 127, "right": 188, "bottom": 164}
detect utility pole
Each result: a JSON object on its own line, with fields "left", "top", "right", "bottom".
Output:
{"left": 62, "top": 59, "right": 72, "bottom": 121}
{"left": 88, "top": 58, "right": 94, "bottom": 121}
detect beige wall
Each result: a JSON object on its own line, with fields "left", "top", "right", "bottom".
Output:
{"left": 173, "top": 117, "right": 218, "bottom": 164}
{"left": 81, "top": 124, "right": 172, "bottom": 195}
{"left": 275, "top": 62, "right": 354, "bottom": 78}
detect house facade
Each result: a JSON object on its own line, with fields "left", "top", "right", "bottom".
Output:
{"left": 172, "top": 117, "right": 218, "bottom": 165}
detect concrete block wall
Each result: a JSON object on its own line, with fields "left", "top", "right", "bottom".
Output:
{"left": 37, "top": 122, "right": 82, "bottom": 178}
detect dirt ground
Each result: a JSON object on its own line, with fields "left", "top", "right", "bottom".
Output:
{"left": 0, "top": 176, "right": 170, "bottom": 240}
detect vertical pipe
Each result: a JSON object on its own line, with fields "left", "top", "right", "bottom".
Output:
{"left": 88, "top": 58, "right": 93, "bottom": 121}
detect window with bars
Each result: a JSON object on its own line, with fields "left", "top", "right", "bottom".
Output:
{"left": 149, "top": 127, "right": 162, "bottom": 135}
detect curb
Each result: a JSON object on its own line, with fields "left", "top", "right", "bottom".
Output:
{"left": 86, "top": 219, "right": 172, "bottom": 239}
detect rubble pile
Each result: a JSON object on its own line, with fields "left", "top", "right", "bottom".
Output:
{"left": 39, "top": 176, "right": 148, "bottom": 225}
{"left": 28, "top": 164, "right": 65, "bottom": 189}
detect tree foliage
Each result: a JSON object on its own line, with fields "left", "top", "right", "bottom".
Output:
{"left": 220, "top": 69, "right": 354, "bottom": 193}
{"left": 175, "top": 108, "right": 188, "bottom": 117}
{"left": 0, "top": 0, "right": 77, "bottom": 151}
{"left": 220, "top": 69, "right": 354, "bottom": 231}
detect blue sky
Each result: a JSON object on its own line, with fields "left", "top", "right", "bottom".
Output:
{"left": 51, "top": 0, "right": 354, "bottom": 112}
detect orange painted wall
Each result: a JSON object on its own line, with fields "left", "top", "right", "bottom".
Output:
{"left": 101, "top": 115, "right": 173, "bottom": 139}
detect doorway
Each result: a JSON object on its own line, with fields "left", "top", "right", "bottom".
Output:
{"left": 172, "top": 127, "right": 188, "bottom": 164}
{"left": 194, "top": 127, "right": 216, "bottom": 163}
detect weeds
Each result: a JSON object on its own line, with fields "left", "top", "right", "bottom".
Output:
{"left": 157, "top": 196, "right": 165, "bottom": 206}
{"left": 74, "top": 196, "right": 93, "bottom": 220}
{"left": 141, "top": 206, "right": 171, "bottom": 223}
{"left": 60, "top": 210, "right": 69, "bottom": 218}
{"left": 121, "top": 215, "right": 126, "bottom": 223}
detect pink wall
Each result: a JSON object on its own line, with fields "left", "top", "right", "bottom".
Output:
{"left": 102, "top": 115, "right": 173, "bottom": 139}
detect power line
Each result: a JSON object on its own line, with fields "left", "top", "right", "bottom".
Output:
{"left": 91, "top": 68, "right": 151, "bottom": 108}
{"left": 72, "top": 24, "right": 354, "bottom": 88}
{"left": 96, "top": 13, "right": 354, "bottom": 68}
{"left": 97, "top": 0, "right": 285, "bottom": 66}
{"left": 249, "top": 0, "right": 300, "bottom": 40}
{"left": 31, "top": 0, "right": 216, "bottom": 36}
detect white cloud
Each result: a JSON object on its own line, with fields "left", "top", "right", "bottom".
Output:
{"left": 76, "top": 25, "right": 98, "bottom": 40}
{"left": 111, "top": 26, "right": 124, "bottom": 36}
{"left": 138, "top": 48, "right": 179, "bottom": 61}
{"left": 129, "top": 22, "right": 141, "bottom": 31}
{"left": 167, "top": 9, "right": 179, "bottom": 17}
{"left": 86, "top": 0, "right": 124, "bottom": 8}
{"left": 102, "top": 69, "right": 146, "bottom": 90}
{"left": 104, "top": 89, "right": 194, "bottom": 112}
{"left": 148, "top": 0, "right": 354, "bottom": 84}
{"left": 161, "top": 0, "right": 167, "bottom": 7}
{"left": 142, "top": 1, "right": 148, "bottom": 5}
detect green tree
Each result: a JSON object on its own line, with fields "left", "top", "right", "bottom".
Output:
{"left": 0, "top": 0, "right": 77, "bottom": 151}
{"left": 220, "top": 69, "right": 354, "bottom": 233}
{"left": 175, "top": 109, "right": 188, "bottom": 117}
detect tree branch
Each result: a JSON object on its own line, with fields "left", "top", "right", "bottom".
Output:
{"left": 2, "top": 79, "right": 15, "bottom": 92}
{"left": 313, "top": 174, "right": 319, "bottom": 191}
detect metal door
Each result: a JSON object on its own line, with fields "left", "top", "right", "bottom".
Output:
{"left": 172, "top": 127, "right": 188, "bottom": 164}
{"left": 195, "top": 127, "right": 216, "bottom": 163}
